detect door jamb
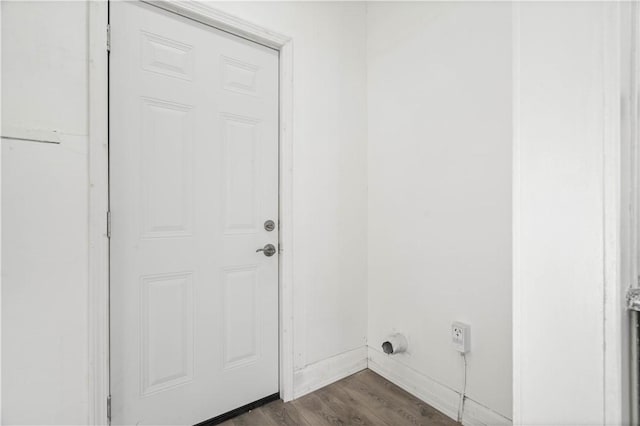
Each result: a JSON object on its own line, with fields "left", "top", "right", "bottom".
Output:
{"left": 88, "top": 2, "right": 295, "bottom": 423}
{"left": 512, "top": 2, "right": 625, "bottom": 423}
{"left": 621, "top": 2, "right": 640, "bottom": 423}
{"left": 88, "top": 2, "right": 110, "bottom": 424}
{"left": 603, "top": 2, "right": 624, "bottom": 424}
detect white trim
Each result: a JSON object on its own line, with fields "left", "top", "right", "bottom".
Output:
{"left": 512, "top": 3, "right": 626, "bottom": 424}
{"left": 0, "top": 125, "right": 62, "bottom": 145}
{"left": 367, "top": 348, "right": 512, "bottom": 426}
{"left": 88, "top": 1, "right": 110, "bottom": 425}
{"left": 1, "top": 1, "right": 4, "bottom": 422}
{"left": 511, "top": 3, "right": 523, "bottom": 425}
{"left": 630, "top": 4, "right": 640, "bottom": 423}
{"left": 602, "top": 2, "right": 624, "bottom": 424}
{"left": 88, "top": 2, "right": 295, "bottom": 423}
{"left": 141, "top": 1, "right": 289, "bottom": 49}
{"left": 293, "top": 347, "right": 368, "bottom": 399}
{"left": 621, "top": 2, "right": 640, "bottom": 423}
{"left": 278, "top": 36, "right": 296, "bottom": 403}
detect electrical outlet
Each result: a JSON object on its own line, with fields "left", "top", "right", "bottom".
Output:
{"left": 452, "top": 322, "right": 470, "bottom": 353}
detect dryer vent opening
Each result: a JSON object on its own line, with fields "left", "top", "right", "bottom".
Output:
{"left": 381, "top": 333, "right": 408, "bottom": 354}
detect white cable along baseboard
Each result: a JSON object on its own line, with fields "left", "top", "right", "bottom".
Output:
{"left": 367, "top": 347, "right": 512, "bottom": 426}
{"left": 292, "top": 345, "right": 510, "bottom": 426}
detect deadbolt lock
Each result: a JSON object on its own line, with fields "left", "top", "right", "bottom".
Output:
{"left": 264, "top": 220, "right": 276, "bottom": 232}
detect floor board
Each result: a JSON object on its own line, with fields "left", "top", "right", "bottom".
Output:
{"left": 219, "top": 369, "right": 459, "bottom": 426}
{"left": 261, "top": 400, "right": 310, "bottom": 426}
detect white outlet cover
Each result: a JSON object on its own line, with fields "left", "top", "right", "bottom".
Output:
{"left": 452, "top": 322, "right": 470, "bottom": 353}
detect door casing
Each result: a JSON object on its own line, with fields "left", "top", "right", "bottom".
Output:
{"left": 87, "top": 2, "right": 295, "bottom": 423}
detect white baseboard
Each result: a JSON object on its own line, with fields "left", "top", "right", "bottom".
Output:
{"left": 367, "top": 347, "right": 512, "bottom": 426}
{"left": 291, "top": 345, "right": 511, "bottom": 426}
{"left": 293, "top": 346, "right": 368, "bottom": 399}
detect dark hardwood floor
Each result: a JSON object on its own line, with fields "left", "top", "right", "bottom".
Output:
{"left": 220, "top": 369, "right": 459, "bottom": 426}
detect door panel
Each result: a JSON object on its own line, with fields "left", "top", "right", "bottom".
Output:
{"left": 109, "top": 3, "right": 279, "bottom": 424}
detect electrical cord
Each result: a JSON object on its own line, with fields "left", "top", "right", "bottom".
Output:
{"left": 457, "top": 353, "right": 467, "bottom": 423}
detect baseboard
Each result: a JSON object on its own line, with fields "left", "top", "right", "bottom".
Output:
{"left": 367, "top": 347, "right": 512, "bottom": 426}
{"left": 293, "top": 346, "right": 368, "bottom": 399}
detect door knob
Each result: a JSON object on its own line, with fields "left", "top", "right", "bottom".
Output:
{"left": 256, "top": 244, "right": 277, "bottom": 257}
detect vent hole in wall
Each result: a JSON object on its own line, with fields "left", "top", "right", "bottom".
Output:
{"left": 382, "top": 341, "right": 394, "bottom": 354}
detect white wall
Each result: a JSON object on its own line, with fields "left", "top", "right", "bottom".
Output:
{"left": 3, "top": 1, "right": 627, "bottom": 425}
{"left": 513, "top": 2, "right": 622, "bottom": 423}
{"left": 1, "top": 2, "right": 90, "bottom": 424}
{"left": 1, "top": 1, "right": 368, "bottom": 423}
{"left": 366, "top": 2, "right": 513, "bottom": 421}
{"left": 208, "top": 0, "right": 369, "bottom": 373}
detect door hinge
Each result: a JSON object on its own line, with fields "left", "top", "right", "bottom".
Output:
{"left": 107, "top": 395, "right": 112, "bottom": 424}
{"left": 107, "top": 211, "right": 112, "bottom": 238}
{"left": 106, "top": 24, "right": 111, "bottom": 52}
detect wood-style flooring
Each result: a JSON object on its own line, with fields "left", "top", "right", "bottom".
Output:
{"left": 220, "top": 369, "right": 459, "bottom": 426}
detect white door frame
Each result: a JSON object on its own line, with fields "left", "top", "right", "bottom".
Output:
{"left": 88, "top": 2, "right": 294, "bottom": 423}
{"left": 603, "top": 3, "right": 624, "bottom": 423}
{"left": 621, "top": 2, "right": 640, "bottom": 423}
{"left": 512, "top": 2, "right": 626, "bottom": 423}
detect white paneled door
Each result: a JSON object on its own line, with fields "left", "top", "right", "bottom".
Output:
{"left": 109, "top": 2, "right": 279, "bottom": 424}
